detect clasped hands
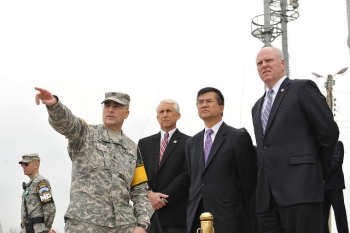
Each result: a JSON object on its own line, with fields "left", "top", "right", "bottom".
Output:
{"left": 147, "top": 191, "right": 169, "bottom": 210}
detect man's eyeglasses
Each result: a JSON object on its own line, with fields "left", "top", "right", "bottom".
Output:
{"left": 20, "top": 162, "right": 29, "bottom": 167}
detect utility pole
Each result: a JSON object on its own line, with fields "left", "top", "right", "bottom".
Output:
{"left": 269, "top": 0, "right": 299, "bottom": 77}
{"left": 312, "top": 67, "right": 349, "bottom": 113}
{"left": 281, "top": 0, "right": 290, "bottom": 76}
{"left": 263, "top": 0, "right": 272, "bottom": 46}
{"left": 325, "top": 75, "right": 334, "bottom": 111}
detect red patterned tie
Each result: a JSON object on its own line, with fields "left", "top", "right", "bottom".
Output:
{"left": 159, "top": 132, "right": 169, "bottom": 164}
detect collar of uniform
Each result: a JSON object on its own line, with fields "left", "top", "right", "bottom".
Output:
{"left": 98, "top": 125, "right": 125, "bottom": 149}
{"left": 265, "top": 75, "right": 287, "bottom": 94}
{"left": 107, "top": 128, "right": 123, "bottom": 142}
{"left": 160, "top": 128, "right": 177, "bottom": 141}
{"left": 26, "top": 173, "right": 41, "bottom": 187}
{"left": 204, "top": 120, "right": 223, "bottom": 136}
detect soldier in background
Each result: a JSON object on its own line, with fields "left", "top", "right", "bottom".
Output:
{"left": 35, "top": 87, "right": 153, "bottom": 233}
{"left": 19, "top": 153, "right": 56, "bottom": 233}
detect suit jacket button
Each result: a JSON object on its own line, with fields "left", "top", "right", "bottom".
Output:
{"left": 202, "top": 183, "right": 205, "bottom": 186}
{"left": 263, "top": 146, "right": 267, "bottom": 149}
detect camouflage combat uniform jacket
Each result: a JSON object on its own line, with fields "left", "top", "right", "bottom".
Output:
{"left": 47, "top": 101, "right": 153, "bottom": 227}
{"left": 21, "top": 173, "right": 56, "bottom": 233}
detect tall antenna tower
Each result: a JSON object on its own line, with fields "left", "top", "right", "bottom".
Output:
{"left": 251, "top": 0, "right": 282, "bottom": 47}
{"left": 251, "top": 0, "right": 299, "bottom": 77}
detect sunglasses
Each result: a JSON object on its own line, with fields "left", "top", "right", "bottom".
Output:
{"left": 20, "top": 162, "right": 29, "bottom": 167}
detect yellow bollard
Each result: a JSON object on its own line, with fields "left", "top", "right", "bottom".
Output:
{"left": 197, "top": 212, "right": 214, "bottom": 233}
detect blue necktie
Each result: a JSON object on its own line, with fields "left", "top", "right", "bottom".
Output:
{"left": 261, "top": 89, "right": 274, "bottom": 134}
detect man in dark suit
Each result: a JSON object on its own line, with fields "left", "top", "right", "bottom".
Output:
{"left": 252, "top": 46, "right": 339, "bottom": 232}
{"left": 138, "top": 99, "right": 191, "bottom": 233}
{"left": 186, "top": 87, "right": 258, "bottom": 233}
{"left": 323, "top": 140, "right": 349, "bottom": 233}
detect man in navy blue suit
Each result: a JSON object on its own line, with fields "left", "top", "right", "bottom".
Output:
{"left": 252, "top": 46, "right": 339, "bottom": 232}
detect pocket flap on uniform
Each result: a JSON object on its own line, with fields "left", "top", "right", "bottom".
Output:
{"left": 289, "top": 155, "right": 315, "bottom": 165}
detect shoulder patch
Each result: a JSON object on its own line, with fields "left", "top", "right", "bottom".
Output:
{"left": 36, "top": 181, "right": 53, "bottom": 203}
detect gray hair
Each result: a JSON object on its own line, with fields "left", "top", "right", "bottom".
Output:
{"left": 273, "top": 47, "right": 284, "bottom": 61}
{"left": 156, "top": 99, "right": 180, "bottom": 114}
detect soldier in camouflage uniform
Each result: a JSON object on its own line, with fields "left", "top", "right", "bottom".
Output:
{"left": 19, "top": 153, "right": 56, "bottom": 233}
{"left": 35, "top": 87, "right": 153, "bottom": 233}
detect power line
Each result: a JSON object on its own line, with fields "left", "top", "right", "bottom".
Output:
{"left": 333, "top": 90, "right": 350, "bottom": 94}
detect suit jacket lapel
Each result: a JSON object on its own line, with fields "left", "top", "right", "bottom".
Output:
{"left": 204, "top": 122, "right": 226, "bottom": 171}
{"left": 255, "top": 96, "right": 265, "bottom": 136}
{"left": 151, "top": 133, "right": 161, "bottom": 174}
{"left": 159, "top": 129, "right": 181, "bottom": 169}
{"left": 195, "top": 129, "right": 205, "bottom": 172}
{"left": 264, "top": 78, "right": 291, "bottom": 136}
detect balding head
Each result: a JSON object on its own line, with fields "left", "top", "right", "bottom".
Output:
{"left": 256, "top": 47, "right": 286, "bottom": 89}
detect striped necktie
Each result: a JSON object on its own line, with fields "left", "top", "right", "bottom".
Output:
{"left": 159, "top": 132, "right": 169, "bottom": 164}
{"left": 261, "top": 89, "right": 274, "bottom": 134}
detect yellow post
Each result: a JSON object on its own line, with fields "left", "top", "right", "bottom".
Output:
{"left": 196, "top": 212, "right": 214, "bottom": 233}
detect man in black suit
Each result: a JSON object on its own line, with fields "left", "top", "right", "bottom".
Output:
{"left": 323, "top": 140, "right": 349, "bottom": 233}
{"left": 138, "top": 99, "right": 190, "bottom": 233}
{"left": 186, "top": 87, "right": 258, "bottom": 233}
{"left": 252, "top": 46, "right": 339, "bottom": 232}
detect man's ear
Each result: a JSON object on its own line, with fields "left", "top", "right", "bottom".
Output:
{"left": 124, "top": 110, "right": 130, "bottom": 119}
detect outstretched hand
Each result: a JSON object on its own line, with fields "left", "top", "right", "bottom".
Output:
{"left": 35, "top": 87, "right": 57, "bottom": 106}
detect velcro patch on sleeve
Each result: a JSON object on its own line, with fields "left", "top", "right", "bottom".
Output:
{"left": 131, "top": 165, "right": 148, "bottom": 188}
{"left": 36, "top": 181, "right": 53, "bottom": 203}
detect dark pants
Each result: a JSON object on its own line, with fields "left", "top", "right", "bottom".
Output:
{"left": 150, "top": 212, "right": 187, "bottom": 233}
{"left": 323, "top": 189, "right": 349, "bottom": 233}
{"left": 257, "top": 193, "right": 322, "bottom": 233}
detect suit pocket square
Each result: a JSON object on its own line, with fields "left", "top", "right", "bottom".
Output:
{"left": 289, "top": 155, "right": 316, "bottom": 165}
{"left": 278, "top": 102, "right": 295, "bottom": 112}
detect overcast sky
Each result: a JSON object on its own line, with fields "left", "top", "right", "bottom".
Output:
{"left": 0, "top": 0, "right": 349, "bottom": 232}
